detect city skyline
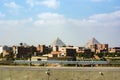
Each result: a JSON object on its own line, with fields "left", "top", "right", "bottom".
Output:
{"left": 0, "top": 0, "right": 120, "bottom": 47}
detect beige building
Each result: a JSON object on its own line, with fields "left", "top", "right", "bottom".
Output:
{"left": 51, "top": 51, "right": 61, "bottom": 57}
{"left": 109, "top": 47, "right": 120, "bottom": 53}
{"left": 96, "top": 44, "right": 108, "bottom": 53}
{"left": 37, "top": 45, "right": 46, "bottom": 53}
{"left": 85, "top": 37, "right": 108, "bottom": 53}
{"left": 51, "top": 46, "right": 76, "bottom": 59}
{"left": 73, "top": 47, "right": 84, "bottom": 53}
{"left": 0, "top": 46, "right": 3, "bottom": 54}
{"left": 31, "top": 56, "right": 48, "bottom": 61}
{"left": 85, "top": 44, "right": 108, "bottom": 53}
{"left": 2, "top": 46, "right": 10, "bottom": 57}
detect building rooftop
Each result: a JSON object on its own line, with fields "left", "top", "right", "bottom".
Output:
{"left": 51, "top": 37, "right": 66, "bottom": 47}
{"left": 85, "top": 37, "right": 100, "bottom": 48}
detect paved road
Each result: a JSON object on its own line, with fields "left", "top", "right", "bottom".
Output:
{"left": 0, "top": 66, "right": 120, "bottom": 71}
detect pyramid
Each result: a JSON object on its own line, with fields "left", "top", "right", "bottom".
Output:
{"left": 51, "top": 37, "right": 66, "bottom": 47}
{"left": 85, "top": 37, "right": 100, "bottom": 48}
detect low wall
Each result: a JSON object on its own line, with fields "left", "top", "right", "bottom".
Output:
{"left": 0, "top": 66, "right": 120, "bottom": 80}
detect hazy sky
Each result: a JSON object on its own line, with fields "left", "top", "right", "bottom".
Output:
{"left": 0, "top": 0, "right": 120, "bottom": 47}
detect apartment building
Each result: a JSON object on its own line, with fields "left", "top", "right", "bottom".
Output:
{"left": 109, "top": 47, "right": 120, "bottom": 53}
{"left": 36, "top": 45, "right": 52, "bottom": 56}
{"left": 85, "top": 37, "right": 108, "bottom": 53}
{"left": 51, "top": 46, "right": 76, "bottom": 60}
{"left": 96, "top": 44, "right": 108, "bottom": 53}
{"left": 13, "top": 45, "right": 37, "bottom": 59}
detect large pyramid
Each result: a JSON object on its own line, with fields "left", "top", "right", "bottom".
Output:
{"left": 85, "top": 37, "right": 100, "bottom": 48}
{"left": 51, "top": 37, "right": 66, "bottom": 47}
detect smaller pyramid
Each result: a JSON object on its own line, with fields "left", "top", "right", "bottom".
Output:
{"left": 85, "top": 37, "right": 100, "bottom": 48}
{"left": 51, "top": 37, "right": 66, "bottom": 47}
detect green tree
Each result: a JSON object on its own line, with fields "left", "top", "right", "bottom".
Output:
{"left": 77, "top": 52, "right": 84, "bottom": 57}
{"left": 97, "top": 53, "right": 104, "bottom": 58}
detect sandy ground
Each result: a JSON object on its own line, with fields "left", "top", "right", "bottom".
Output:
{"left": 0, "top": 66, "right": 120, "bottom": 80}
